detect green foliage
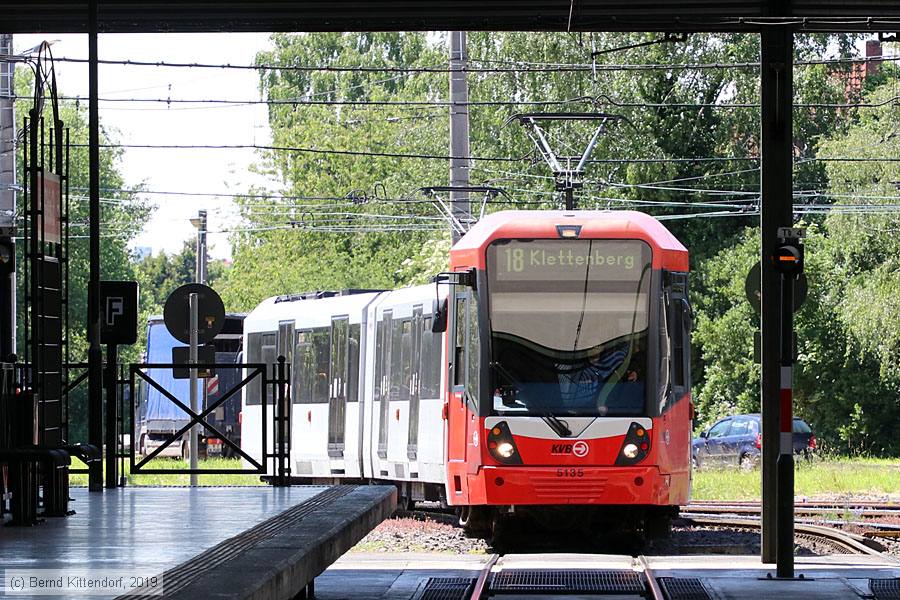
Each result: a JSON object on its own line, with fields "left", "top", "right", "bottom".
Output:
{"left": 13, "top": 69, "right": 151, "bottom": 442}
{"left": 220, "top": 33, "right": 449, "bottom": 310}
{"left": 693, "top": 75, "right": 900, "bottom": 455}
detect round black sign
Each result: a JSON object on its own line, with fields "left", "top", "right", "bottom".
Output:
{"left": 745, "top": 261, "right": 808, "bottom": 314}
{"left": 163, "top": 283, "right": 226, "bottom": 345}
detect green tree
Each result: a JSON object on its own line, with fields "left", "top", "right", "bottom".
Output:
{"left": 221, "top": 32, "right": 448, "bottom": 311}
{"left": 14, "top": 68, "right": 151, "bottom": 441}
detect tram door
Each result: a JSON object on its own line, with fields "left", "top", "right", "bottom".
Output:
{"left": 328, "top": 316, "right": 349, "bottom": 458}
{"left": 407, "top": 306, "right": 423, "bottom": 460}
{"left": 276, "top": 321, "right": 294, "bottom": 459}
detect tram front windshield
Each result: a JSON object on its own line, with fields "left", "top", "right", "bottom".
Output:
{"left": 486, "top": 239, "right": 652, "bottom": 417}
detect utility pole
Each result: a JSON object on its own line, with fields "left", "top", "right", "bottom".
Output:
{"left": 448, "top": 31, "right": 470, "bottom": 244}
{"left": 759, "top": 27, "right": 794, "bottom": 565}
{"left": 191, "top": 210, "right": 207, "bottom": 285}
{"left": 189, "top": 210, "right": 206, "bottom": 487}
{"left": 87, "top": 0, "right": 104, "bottom": 492}
{"left": 0, "top": 34, "right": 17, "bottom": 360}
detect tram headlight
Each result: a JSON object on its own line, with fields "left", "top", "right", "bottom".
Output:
{"left": 622, "top": 443, "right": 639, "bottom": 459}
{"left": 487, "top": 421, "right": 523, "bottom": 465}
{"left": 496, "top": 442, "right": 515, "bottom": 458}
{"left": 615, "top": 422, "right": 652, "bottom": 466}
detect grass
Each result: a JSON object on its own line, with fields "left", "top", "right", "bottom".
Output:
{"left": 68, "top": 457, "right": 266, "bottom": 487}
{"left": 691, "top": 457, "right": 900, "bottom": 501}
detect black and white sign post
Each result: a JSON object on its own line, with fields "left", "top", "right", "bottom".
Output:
{"left": 163, "top": 283, "right": 225, "bottom": 486}
{"left": 99, "top": 281, "right": 139, "bottom": 489}
{"left": 773, "top": 227, "right": 805, "bottom": 579}
{"left": 188, "top": 292, "right": 199, "bottom": 486}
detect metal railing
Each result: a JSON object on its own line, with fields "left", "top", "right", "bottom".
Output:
{"left": 127, "top": 358, "right": 290, "bottom": 480}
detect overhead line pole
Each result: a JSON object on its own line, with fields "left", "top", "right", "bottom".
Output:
{"left": 0, "top": 34, "right": 16, "bottom": 360}
{"left": 449, "top": 31, "right": 470, "bottom": 243}
{"left": 87, "top": 0, "right": 103, "bottom": 491}
{"left": 759, "top": 26, "right": 794, "bottom": 564}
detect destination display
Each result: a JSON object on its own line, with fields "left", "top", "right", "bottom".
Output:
{"left": 489, "top": 239, "right": 650, "bottom": 281}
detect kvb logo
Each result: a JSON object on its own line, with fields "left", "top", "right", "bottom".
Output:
{"left": 550, "top": 441, "right": 590, "bottom": 457}
{"left": 572, "top": 441, "right": 589, "bottom": 458}
{"left": 550, "top": 443, "right": 573, "bottom": 455}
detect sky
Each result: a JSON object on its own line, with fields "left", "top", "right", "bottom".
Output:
{"left": 14, "top": 32, "right": 281, "bottom": 260}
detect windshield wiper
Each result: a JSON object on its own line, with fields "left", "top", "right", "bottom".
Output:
{"left": 541, "top": 412, "right": 572, "bottom": 438}
{"left": 491, "top": 361, "right": 572, "bottom": 438}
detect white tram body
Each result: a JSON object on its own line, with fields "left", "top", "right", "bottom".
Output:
{"left": 240, "top": 285, "right": 450, "bottom": 502}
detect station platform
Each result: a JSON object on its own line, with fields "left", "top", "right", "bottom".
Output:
{"left": 313, "top": 552, "right": 900, "bottom": 599}
{"left": 0, "top": 485, "right": 396, "bottom": 599}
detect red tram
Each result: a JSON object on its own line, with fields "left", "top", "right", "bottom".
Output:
{"left": 442, "top": 210, "right": 692, "bottom": 534}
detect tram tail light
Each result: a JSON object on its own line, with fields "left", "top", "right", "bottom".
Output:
{"left": 487, "top": 421, "right": 522, "bottom": 465}
{"left": 615, "top": 422, "right": 651, "bottom": 466}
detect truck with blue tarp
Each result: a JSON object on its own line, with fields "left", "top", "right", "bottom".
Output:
{"left": 135, "top": 314, "right": 245, "bottom": 460}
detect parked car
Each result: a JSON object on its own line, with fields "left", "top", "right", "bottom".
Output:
{"left": 692, "top": 413, "right": 816, "bottom": 470}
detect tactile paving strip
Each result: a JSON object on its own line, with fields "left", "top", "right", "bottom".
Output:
{"left": 658, "top": 577, "right": 713, "bottom": 600}
{"left": 418, "top": 577, "right": 476, "bottom": 600}
{"left": 871, "top": 578, "right": 900, "bottom": 600}
{"left": 118, "top": 486, "right": 354, "bottom": 599}
{"left": 490, "top": 569, "right": 645, "bottom": 593}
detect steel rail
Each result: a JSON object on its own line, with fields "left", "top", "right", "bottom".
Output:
{"left": 688, "top": 500, "right": 900, "bottom": 510}
{"left": 637, "top": 556, "right": 665, "bottom": 600}
{"left": 686, "top": 504, "right": 900, "bottom": 520}
{"left": 468, "top": 554, "right": 500, "bottom": 600}
{"left": 682, "top": 515, "right": 885, "bottom": 556}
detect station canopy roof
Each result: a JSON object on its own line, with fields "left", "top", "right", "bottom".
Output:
{"left": 6, "top": 0, "right": 900, "bottom": 33}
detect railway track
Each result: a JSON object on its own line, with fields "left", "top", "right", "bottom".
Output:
{"left": 418, "top": 554, "right": 669, "bottom": 600}
{"left": 686, "top": 500, "right": 900, "bottom": 518}
{"left": 679, "top": 513, "right": 888, "bottom": 555}
{"left": 682, "top": 502, "right": 900, "bottom": 540}
{"left": 402, "top": 509, "right": 894, "bottom": 599}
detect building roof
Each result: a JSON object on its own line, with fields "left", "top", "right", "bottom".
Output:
{"left": 6, "top": 1, "right": 900, "bottom": 33}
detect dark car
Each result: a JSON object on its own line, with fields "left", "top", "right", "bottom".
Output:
{"left": 692, "top": 414, "right": 816, "bottom": 470}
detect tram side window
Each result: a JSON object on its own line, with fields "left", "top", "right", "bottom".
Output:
{"left": 453, "top": 296, "right": 466, "bottom": 388}
{"left": 658, "top": 295, "right": 671, "bottom": 412}
{"left": 466, "top": 294, "right": 480, "bottom": 400}
{"left": 246, "top": 332, "right": 276, "bottom": 405}
{"left": 377, "top": 313, "right": 393, "bottom": 402}
{"left": 375, "top": 319, "right": 385, "bottom": 401}
{"left": 390, "top": 317, "right": 404, "bottom": 401}
{"left": 347, "top": 323, "right": 361, "bottom": 402}
{"left": 399, "top": 319, "right": 412, "bottom": 402}
{"left": 310, "top": 327, "right": 330, "bottom": 403}
{"left": 669, "top": 273, "right": 691, "bottom": 393}
{"left": 420, "top": 317, "right": 442, "bottom": 399}
{"left": 293, "top": 331, "right": 313, "bottom": 403}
